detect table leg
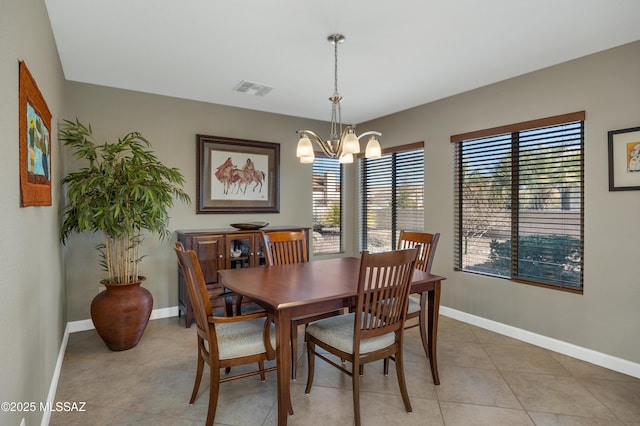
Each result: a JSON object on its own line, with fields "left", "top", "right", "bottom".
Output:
{"left": 418, "top": 292, "right": 430, "bottom": 360}
{"left": 422, "top": 282, "right": 441, "bottom": 385}
{"left": 275, "top": 309, "right": 293, "bottom": 425}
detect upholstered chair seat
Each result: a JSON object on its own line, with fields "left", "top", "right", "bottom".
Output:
{"left": 306, "top": 313, "right": 395, "bottom": 355}
{"left": 216, "top": 319, "right": 276, "bottom": 360}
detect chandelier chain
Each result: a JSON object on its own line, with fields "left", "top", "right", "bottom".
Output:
{"left": 329, "top": 35, "right": 343, "bottom": 144}
{"left": 334, "top": 37, "right": 339, "bottom": 96}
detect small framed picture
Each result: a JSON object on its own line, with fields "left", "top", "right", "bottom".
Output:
{"left": 197, "top": 134, "right": 280, "bottom": 213}
{"left": 19, "top": 61, "right": 52, "bottom": 206}
{"left": 608, "top": 126, "right": 640, "bottom": 191}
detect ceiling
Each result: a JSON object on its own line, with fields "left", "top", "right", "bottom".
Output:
{"left": 45, "top": 0, "right": 640, "bottom": 124}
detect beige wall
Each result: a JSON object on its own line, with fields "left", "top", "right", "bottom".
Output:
{"left": 63, "top": 83, "right": 333, "bottom": 320}
{"left": 0, "top": 0, "right": 66, "bottom": 425}
{"left": 360, "top": 41, "right": 640, "bottom": 364}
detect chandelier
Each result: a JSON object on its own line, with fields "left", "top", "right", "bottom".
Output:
{"left": 296, "top": 34, "right": 382, "bottom": 164}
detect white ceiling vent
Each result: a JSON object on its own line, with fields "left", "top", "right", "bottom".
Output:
{"left": 233, "top": 80, "right": 273, "bottom": 96}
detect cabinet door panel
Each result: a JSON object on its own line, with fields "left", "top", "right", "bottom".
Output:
{"left": 192, "top": 235, "right": 223, "bottom": 283}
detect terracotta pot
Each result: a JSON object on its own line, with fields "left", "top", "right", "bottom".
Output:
{"left": 91, "top": 277, "right": 153, "bottom": 351}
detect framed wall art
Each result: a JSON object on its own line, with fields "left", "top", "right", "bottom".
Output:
{"left": 608, "top": 126, "right": 640, "bottom": 191}
{"left": 19, "top": 61, "right": 52, "bottom": 206}
{"left": 197, "top": 134, "right": 280, "bottom": 213}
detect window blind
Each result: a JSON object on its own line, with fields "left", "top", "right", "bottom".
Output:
{"left": 453, "top": 112, "right": 584, "bottom": 291}
{"left": 312, "top": 156, "right": 343, "bottom": 255}
{"left": 361, "top": 144, "right": 424, "bottom": 253}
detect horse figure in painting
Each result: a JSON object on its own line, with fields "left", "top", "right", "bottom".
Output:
{"left": 214, "top": 157, "right": 235, "bottom": 195}
{"left": 241, "top": 158, "right": 265, "bottom": 193}
{"left": 214, "top": 157, "right": 266, "bottom": 195}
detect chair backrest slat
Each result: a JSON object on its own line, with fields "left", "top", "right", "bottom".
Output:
{"left": 261, "top": 231, "right": 308, "bottom": 266}
{"left": 355, "top": 248, "right": 418, "bottom": 342}
{"left": 397, "top": 230, "right": 440, "bottom": 273}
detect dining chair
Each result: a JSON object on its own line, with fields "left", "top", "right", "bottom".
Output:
{"left": 261, "top": 230, "right": 344, "bottom": 379}
{"left": 304, "top": 248, "right": 419, "bottom": 426}
{"left": 382, "top": 230, "right": 440, "bottom": 374}
{"left": 174, "top": 242, "right": 281, "bottom": 426}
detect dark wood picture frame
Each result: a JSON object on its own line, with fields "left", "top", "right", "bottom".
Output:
{"left": 197, "top": 134, "right": 280, "bottom": 213}
{"left": 19, "top": 61, "right": 52, "bottom": 207}
{"left": 608, "top": 126, "right": 640, "bottom": 191}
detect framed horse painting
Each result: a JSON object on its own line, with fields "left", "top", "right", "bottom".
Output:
{"left": 197, "top": 135, "right": 280, "bottom": 213}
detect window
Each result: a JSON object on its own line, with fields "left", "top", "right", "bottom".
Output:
{"left": 452, "top": 112, "right": 584, "bottom": 292}
{"left": 312, "top": 155, "right": 343, "bottom": 255}
{"left": 360, "top": 142, "right": 424, "bottom": 252}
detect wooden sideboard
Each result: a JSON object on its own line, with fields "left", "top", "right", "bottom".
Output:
{"left": 176, "top": 226, "right": 309, "bottom": 327}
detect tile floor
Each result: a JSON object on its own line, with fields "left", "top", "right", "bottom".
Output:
{"left": 50, "top": 316, "right": 640, "bottom": 425}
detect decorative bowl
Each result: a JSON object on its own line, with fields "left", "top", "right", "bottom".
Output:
{"left": 230, "top": 222, "right": 269, "bottom": 230}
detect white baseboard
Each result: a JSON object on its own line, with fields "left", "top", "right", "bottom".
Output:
{"left": 41, "top": 323, "right": 71, "bottom": 426}
{"left": 440, "top": 305, "right": 640, "bottom": 379}
{"left": 43, "top": 306, "right": 179, "bottom": 426}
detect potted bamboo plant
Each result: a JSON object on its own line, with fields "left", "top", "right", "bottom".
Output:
{"left": 60, "top": 119, "right": 190, "bottom": 351}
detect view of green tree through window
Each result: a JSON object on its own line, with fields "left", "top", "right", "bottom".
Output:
{"left": 312, "top": 155, "right": 343, "bottom": 255}
{"left": 360, "top": 143, "right": 424, "bottom": 253}
{"left": 453, "top": 112, "right": 585, "bottom": 291}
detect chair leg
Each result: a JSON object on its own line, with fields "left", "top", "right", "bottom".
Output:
{"left": 258, "top": 360, "right": 266, "bottom": 381}
{"left": 304, "top": 340, "right": 315, "bottom": 394}
{"left": 206, "top": 363, "right": 221, "bottom": 426}
{"left": 394, "top": 346, "right": 412, "bottom": 413}
{"left": 352, "top": 359, "right": 361, "bottom": 426}
{"left": 383, "top": 357, "right": 390, "bottom": 376}
{"left": 190, "top": 347, "right": 205, "bottom": 404}
{"left": 291, "top": 322, "right": 298, "bottom": 379}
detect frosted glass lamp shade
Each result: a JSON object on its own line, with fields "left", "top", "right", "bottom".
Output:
{"left": 365, "top": 136, "right": 382, "bottom": 158}
{"left": 296, "top": 135, "right": 314, "bottom": 157}
{"left": 341, "top": 130, "right": 360, "bottom": 155}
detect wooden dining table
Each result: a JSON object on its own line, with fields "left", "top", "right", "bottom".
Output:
{"left": 218, "top": 256, "right": 446, "bottom": 426}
